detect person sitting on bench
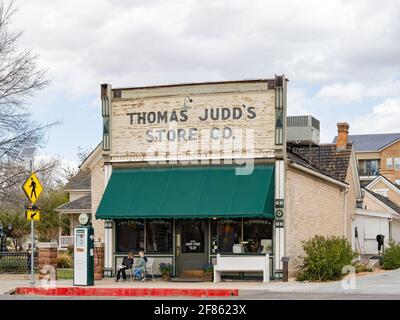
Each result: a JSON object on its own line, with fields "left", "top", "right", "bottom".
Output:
{"left": 115, "top": 252, "right": 134, "bottom": 282}
{"left": 133, "top": 250, "right": 147, "bottom": 280}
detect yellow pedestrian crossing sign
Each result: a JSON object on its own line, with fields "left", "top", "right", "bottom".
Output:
{"left": 22, "top": 172, "right": 43, "bottom": 204}
{"left": 26, "top": 209, "right": 40, "bottom": 221}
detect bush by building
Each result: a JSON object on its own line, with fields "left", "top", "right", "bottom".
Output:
{"left": 297, "top": 235, "right": 358, "bottom": 282}
{"left": 353, "top": 262, "right": 373, "bottom": 273}
{"left": 381, "top": 242, "right": 400, "bottom": 270}
{"left": 57, "top": 252, "right": 73, "bottom": 268}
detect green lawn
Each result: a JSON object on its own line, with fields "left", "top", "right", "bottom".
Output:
{"left": 57, "top": 268, "right": 73, "bottom": 279}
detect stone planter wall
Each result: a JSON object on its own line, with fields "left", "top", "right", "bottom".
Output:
{"left": 37, "top": 242, "right": 58, "bottom": 280}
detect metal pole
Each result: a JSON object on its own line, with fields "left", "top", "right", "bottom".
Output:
{"left": 30, "top": 219, "right": 35, "bottom": 287}
{"left": 29, "top": 155, "right": 35, "bottom": 287}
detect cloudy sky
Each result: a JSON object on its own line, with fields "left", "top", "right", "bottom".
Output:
{"left": 12, "top": 0, "right": 400, "bottom": 167}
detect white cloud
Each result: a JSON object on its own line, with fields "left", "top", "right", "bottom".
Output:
{"left": 287, "top": 88, "right": 310, "bottom": 115}
{"left": 4, "top": 0, "right": 400, "bottom": 155}
{"left": 315, "top": 80, "right": 400, "bottom": 105}
{"left": 12, "top": 0, "right": 400, "bottom": 98}
{"left": 351, "top": 98, "right": 400, "bottom": 134}
{"left": 315, "top": 82, "right": 365, "bottom": 104}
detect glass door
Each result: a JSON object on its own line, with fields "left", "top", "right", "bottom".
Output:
{"left": 175, "top": 220, "right": 208, "bottom": 277}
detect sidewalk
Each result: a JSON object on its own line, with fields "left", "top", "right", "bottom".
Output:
{"left": 2, "top": 269, "right": 400, "bottom": 296}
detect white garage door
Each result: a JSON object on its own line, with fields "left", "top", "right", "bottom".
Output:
{"left": 363, "top": 218, "right": 389, "bottom": 254}
{"left": 353, "top": 216, "right": 389, "bottom": 255}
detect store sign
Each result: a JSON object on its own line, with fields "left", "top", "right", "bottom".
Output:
{"left": 186, "top": 240, "right": 201, "bottom": 250}
{"left": 109, "top": 81, "right": 280, "bottom": 163}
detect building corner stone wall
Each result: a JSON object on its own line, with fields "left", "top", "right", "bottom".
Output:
{"left": 91, "top": 158, "right": 105, "bottom": 242}
{"left": 37, "top": 242, "right": 58, "bottom": 280}
{"left": 94, "top": 243, "right": 104, "bottom": 280}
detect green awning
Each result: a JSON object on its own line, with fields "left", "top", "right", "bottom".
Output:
{"left": 96, "top": 165, "right": 274, "bottom": 220}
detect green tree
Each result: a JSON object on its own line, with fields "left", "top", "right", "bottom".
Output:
{"left": 0, "top": 212, "right": 30, "bottom": 250}
{"left": 35, "top": 187, "right": 68, "bottom": 242}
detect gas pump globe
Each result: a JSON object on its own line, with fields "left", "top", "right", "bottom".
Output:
{"left": 73, "top": 213, "right": 94, "bottom": 286}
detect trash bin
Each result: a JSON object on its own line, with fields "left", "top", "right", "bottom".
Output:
{"left": 281, "top": 256, "right": 290, "bottom": 282}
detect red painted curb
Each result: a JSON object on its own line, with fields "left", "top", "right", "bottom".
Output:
{"left": 15, "top": 287, "right": 238, "bottom": 297}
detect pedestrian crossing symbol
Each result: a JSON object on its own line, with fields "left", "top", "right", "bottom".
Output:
{"left": 22, "top": 172, "right": 43, "bottom": 204}
{"left": 26, "top": 209, "right": 40, "bottom": 221}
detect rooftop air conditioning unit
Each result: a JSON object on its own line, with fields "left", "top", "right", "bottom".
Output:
{"left": 287, "top": 115, "right": 320, "bottom": 145}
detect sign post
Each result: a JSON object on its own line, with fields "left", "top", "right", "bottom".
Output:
{"left": 22, "top": 171, "right": 43, "bottom": 287}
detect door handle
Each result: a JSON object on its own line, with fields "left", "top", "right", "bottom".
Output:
{"left": 176, "top": 233, "right": 181, "bottom": 256}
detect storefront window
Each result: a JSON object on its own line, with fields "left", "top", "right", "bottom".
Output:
{"left": 210, "top": 219, "right": 241, "bottom": 254}
{"left": 243, "top": 218, "right": 273, "bottom": 254}
{"left": 115, "top": 220, "right": 144, "bottom": 253}
{"left": 146, "top": 220, "right": 173, "bottom": 253}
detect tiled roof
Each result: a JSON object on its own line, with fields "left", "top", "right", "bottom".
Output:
{"left": 333, "top": 133, "right": 400, "bottom": 152}
{"left": 360, "top": 180, "right": 372, "bottom": 188}
{"left": 56, "top": 195, "right": 91, "bottom": 211}
{"left": 64, "top": 170, "right": 91, "bottom": 190}
{"left": 287, "top": 143, "right": 352, "bottom": 183}
{"left": 365, "top": 190, "right": 400, "bottom": 214}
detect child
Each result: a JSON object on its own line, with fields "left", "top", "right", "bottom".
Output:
{"left": 133, "top": 250, "right": 147, "bottom": 280}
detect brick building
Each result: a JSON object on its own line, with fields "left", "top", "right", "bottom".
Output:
{"left": 333, "top": 133, "right": 400, "bottom": 187}
{"left": 61, "top": 78, "right": 363, "bottom": 279}
{"left": 333, "top": 132, "right": 400, "bottom": 255}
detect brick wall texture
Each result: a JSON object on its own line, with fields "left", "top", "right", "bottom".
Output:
{"left": 285, "top": 165, "right": 346, "bottom": 276}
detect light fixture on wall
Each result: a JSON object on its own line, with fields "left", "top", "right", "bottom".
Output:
{"left": 182, "top": 96, "right": 193, "bottom": 111}
{"left": 105, "top": 220, "right": 113, "bottom": 229}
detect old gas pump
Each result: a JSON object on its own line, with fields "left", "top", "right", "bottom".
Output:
{"left": 73, "top": 213, "right": 94, "bottom": 286}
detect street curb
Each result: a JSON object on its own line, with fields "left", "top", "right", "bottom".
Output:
{"left": 15, "top": 287, "right": 239, "bottom": 297}
{"left": 2, "top": 288, "right": 16, "bottom": 295}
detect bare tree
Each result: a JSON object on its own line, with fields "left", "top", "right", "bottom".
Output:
{"left": 76, "top": 146, "right": 92, "bottom": 163}
{"left": 0, "top": 1, "right": 57, "bottom": 203}
{"left": 0, "top": 157, "right": 60, "bottom": 206}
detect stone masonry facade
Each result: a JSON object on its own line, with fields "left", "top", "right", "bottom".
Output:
{"left": 91, "top": 158, "right": 105, "bottom": 242}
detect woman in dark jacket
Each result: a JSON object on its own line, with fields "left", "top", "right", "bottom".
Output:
{"left": 115, "top": 252, "right": 134, "bottom": 282}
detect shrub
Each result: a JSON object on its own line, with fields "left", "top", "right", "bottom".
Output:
{"left": 297, "top": 235, "right": 358, "bottom": 282}
{"left": 57, "top": 252, "right": 73, "bottom": 268}
{"left": 202, "top": 263, "right": 213, "bottom": 273}
{"left": 353, "top": 262, "right": 373, "bottom": 273}
{"left": 381, "top": 241, "right": 400, "bottom": 270}
{"left": 66, "top": 245, "right": 74, "bottom": 258}
{"left": 159, "top": 263, "right": 173, "bottom": 274}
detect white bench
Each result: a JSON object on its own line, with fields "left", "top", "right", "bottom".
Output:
{"left": 213, "top": 254, "right": 270, "bottom": 283}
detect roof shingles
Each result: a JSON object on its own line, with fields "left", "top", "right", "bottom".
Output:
{"left": 64, "top": 170, "right": 91, "bottom": 190}
{"left": 287, "top": 143, "right": 352, "bottom": 183}
{"left": 57, "top": 195, "right": 91, "bottom": 211}
{"left": 333, "top": 133, "right": 400, "bottom": 152}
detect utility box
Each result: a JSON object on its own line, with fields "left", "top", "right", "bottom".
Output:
{"left": 73, "top": 226, "right": 94, "bottom": 286}
{"left": 287, "top": 115, "right": 320, "bottom": 145}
